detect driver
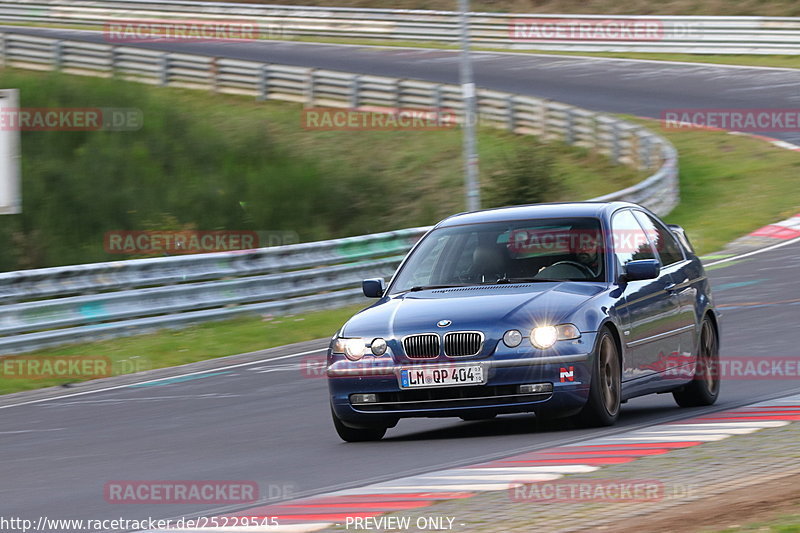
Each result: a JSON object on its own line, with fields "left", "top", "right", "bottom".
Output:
{"left": 573, "top": 230, "right": 602, "bottom": 278}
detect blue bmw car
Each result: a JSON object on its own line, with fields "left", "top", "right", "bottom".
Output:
{"left": 327, "top": 202, "right": 720, "bottom": 441}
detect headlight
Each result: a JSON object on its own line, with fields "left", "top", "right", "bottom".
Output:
{"left": 503, "top": 330, "right": 523, "bottom": 348}
{"left": 332, "top": 337, "right": 367, "bottom": 360}
{"left": 370, "top": 338, "right": 388, "bottom": 356}
{"left": 530, "top": 326, "right": 558, "bottom": 349}
{"left": 530, "top": 324, "right": 581, "bottom": 349}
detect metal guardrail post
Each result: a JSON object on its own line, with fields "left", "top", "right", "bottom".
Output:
{"left": 53, "top": 40, "right": 63, "bottom": 70}
{"left": 210, "top": 57, "right": 218, "bottom": 93}
{"left": 159, "top": 53, "right": 170, "bottom": 87}
{"left": 506, "top": 94, "right": 516, "bottom": 132}
{"left": 565, "top": 108, "right": 575, "bottom": 145}
{"left": 350, "top": 74, "right": 360, "bottom": 108}
{"left": 257, "top": 64, "right": 270, "bottom": 101}
{"left": 433, "top": 84, "right": 443, "bottom": 113}
{"left": 109, "top": 46, "right": 117, "bottom": 76}
{"left": 640, "top": 134, "right": 652, "bottom": 169}
{"left": 306, "top": 68, "right": 315, "bottom": 107}
{"left": 611, "top": 122, "right": 621, "bottom": 164}
{"left": 394, "top": 78, "right": 401, "bottom": 109}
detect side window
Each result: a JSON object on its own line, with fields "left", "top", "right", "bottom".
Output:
{"left": 633, "top": 211, "right": 684, "bottom": 266}
{"left": 611, "top": 210, "right": 655, "bottom": 268}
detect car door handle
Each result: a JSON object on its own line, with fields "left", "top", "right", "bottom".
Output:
{"left": 664, "top": 283, "right": 678, "bottom": 295}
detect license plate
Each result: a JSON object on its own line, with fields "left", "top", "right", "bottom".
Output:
{"left": 400, "top": 365, "right": 484, "bottom": 389}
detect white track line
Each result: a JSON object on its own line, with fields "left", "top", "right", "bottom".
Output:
{"left": 0, "top": 348, "right": 325, "bottom": 411}
{"left": 706, "top": 235, "right": 800, "bottom": 267}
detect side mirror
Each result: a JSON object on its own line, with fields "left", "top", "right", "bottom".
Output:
{"left": 667, "top": 224, "right": 695, "bottom": 253}
{"left": 362, "top": 278, "right": 386, "bottom": 298}
{"left": 621, "top": 259, "right": 660, "bottom": 282}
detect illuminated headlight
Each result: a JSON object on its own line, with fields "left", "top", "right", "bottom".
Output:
{"left": 531, "top": 326, "right": 558, "bottom": 350}
{"left": 332, "top": 337, "right": 367, "bottom": 361}
{"left": 370, "top": 338, "right": 388, "bottom": 356}
{"left": 530, "top": 324, "right": 581, "bottom": 350}
{"left": 503, "top": 330, "right": 523, "bottom": 348}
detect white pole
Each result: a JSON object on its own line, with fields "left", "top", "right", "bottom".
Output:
{"left": 458, "top": 0, "right": 480, "bottom": 211}
{"left": 0, "top": 88, "right": 21, "bottom": 215}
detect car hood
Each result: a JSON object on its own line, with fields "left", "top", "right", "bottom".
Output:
{"left": 343, "top": 282, "right": 606, "bottom": 338}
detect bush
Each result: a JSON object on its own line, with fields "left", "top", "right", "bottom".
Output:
{"left": 483, "top": 141, "right": 557, "bottom": 208}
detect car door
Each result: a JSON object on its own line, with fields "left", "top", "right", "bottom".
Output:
{"left": 633, "top": 211, "right": 697, "bottom": 374}
{"left": 611, "top": 209, "right": 682, "bottom": 382}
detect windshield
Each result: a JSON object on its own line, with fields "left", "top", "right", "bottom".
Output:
{"left": 390, "top": 217, "right": 605, "bottom": 293}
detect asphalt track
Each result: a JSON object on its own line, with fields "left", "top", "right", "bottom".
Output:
{"left": 2, "top": 27, "right": 800, "bottom": 528}
{"left": 5, "top": 26, "right": 800, "bottom": 145}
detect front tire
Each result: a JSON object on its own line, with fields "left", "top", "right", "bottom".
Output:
{"left": 574, "top": 328, "right": 621, "bottom": 427}
{"left": 331, "top": 408, "right": 387, "bottom": 442}
{"left": 673, "top": 316, "right": 720, "bottom": 407}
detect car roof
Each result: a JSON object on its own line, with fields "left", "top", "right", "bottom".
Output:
{"left": 434, "top": 201, "right": 639, "bottom": 228}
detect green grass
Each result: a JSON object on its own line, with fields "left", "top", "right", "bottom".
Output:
{"left": 0, "top": 69, "right": 643, "bottom": 271}
{"left": 713, "top": 512, "right": 800, "bottom": 532}
{"left": 636, "top": 119, "right": 800, "bottom": 254}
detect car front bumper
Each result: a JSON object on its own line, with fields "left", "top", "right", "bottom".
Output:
{"left": 328, "top": 347, "right": 596, "bottom": 426}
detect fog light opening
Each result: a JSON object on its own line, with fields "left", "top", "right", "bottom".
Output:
{"left": 351, "top": 393, "right": 379, "bottom": 404}
{"left": 519, "top": 383, "right": 553, "bottom": 394}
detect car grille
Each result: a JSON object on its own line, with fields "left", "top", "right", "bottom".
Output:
{"left": 403, "top": 334, "right": 440, "bottom": 358}
{"left": 444, "top": 332, "right": 483, "bottom": 357}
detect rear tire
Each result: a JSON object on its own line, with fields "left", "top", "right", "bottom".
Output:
{"left": 673, "top": 316, "right": 720, "bottom": 408}
{"left": 573, "top": 328, "right": 621, "bottom": 427}
{"left": 331, "top": 408, "right": 387, "bottom": 442}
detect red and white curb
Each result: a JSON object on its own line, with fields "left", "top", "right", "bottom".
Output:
{"left": 145, "top": 394, "right": 800, "bottom": 532}
{"left": 747, "top": 213, "right": 800, "bottom": 241}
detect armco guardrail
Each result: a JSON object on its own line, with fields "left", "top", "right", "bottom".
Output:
{"left": 0, "top": 25, "right": 678, "bottom": 354}
{"left": 0, "top": 228, "right": 428, "bottom": 353}
{"left": 1, "top": 0, "right": 799, "bottom": 54}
